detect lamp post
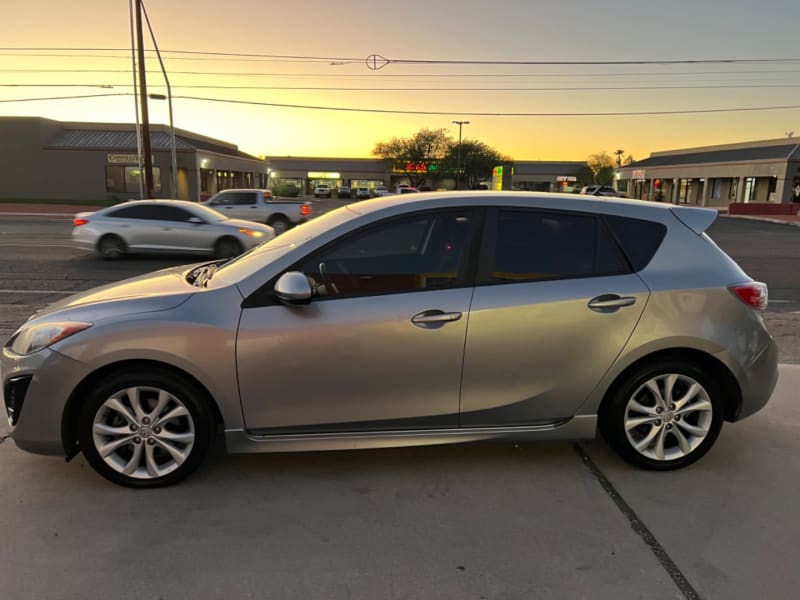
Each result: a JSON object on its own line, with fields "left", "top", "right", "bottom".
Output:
{"left": 451, "top": 120, "right": 470, "bottom": 190}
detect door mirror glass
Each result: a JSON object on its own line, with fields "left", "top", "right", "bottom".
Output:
{"left": 274, "top": 271, "right": 313, "bottom": 304}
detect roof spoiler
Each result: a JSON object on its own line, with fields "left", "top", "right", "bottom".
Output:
{"left": 670, "top": 206, "right": 718, "bottom": 234}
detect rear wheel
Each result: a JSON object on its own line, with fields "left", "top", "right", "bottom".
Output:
{"left": 77, "top": 369, "right": 216, "bottom": 488}
{"left": 268, "top": 216, "right": 290, "bottom": 235}
{"left": 214, "top": 236, "right": 243, "bottom": 259}
{"left": 98, "top": 235, "right": 126, "bottom": 260}
{"left": 600, "top": 361, "right": 724, "bottom": 470}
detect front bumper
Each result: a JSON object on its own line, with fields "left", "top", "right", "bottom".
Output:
{"left": 1, "top": 345, "right": 90, "bottom": 455}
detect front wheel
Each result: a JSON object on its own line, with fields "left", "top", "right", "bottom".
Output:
{"left": 599, "top": 361, "right": 724, "bottom": 470}
{"left": 77, "top": 369, "right": 216, "bottom": 487}
{"left": 98, "top": 235, "right": 126, "bottom": 260}
{"left": 214, "top": 236, "right": 243, "bottom": 259}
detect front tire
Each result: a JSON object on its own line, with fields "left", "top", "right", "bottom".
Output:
{"left": 599, "top": 361, "right": 724, "bottom": 470}
{"left": 77, "top": 369, "right": 216, "bottom": 488}
{"left": 214, "top": 236, "right": 243, "bottom": 259}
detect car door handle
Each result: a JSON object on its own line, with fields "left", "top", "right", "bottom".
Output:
{"left": 411, "top": 310, "right": 463, "bottom": 327}
{"left": 588, "top": 294, "right": 637, "bottom": 311}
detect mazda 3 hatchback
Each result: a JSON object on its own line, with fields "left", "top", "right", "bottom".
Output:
{"left": 3, "top": 192, "right": 778, "bottom": 487}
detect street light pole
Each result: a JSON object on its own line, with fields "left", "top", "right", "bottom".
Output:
{"left": 451, "top": 120, "right": 470, "bottom": 190}
{"left": 134, "top": 0, "right": 154, "bottom": 197}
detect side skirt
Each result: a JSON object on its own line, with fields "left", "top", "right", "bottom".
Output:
{"left": 224, "top": 415, "right": 597, "bottom": 454}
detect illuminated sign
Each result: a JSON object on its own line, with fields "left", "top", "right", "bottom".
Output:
{"left": 392, "top": 162, "right": 440, "bottom": 174}
{"left": 307, "top": 171, "right": 341, "bottom": 179}
{"left": 556, "top": 176, "right": 577, "bottom": 182}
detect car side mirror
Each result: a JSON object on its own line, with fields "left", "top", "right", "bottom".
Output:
{"left": 274, "top": 271, "right": 312, "bottom": 305}
{"left": 188, "top": 217, "right": 204, "bottom": 225}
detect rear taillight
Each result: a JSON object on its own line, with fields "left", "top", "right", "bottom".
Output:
{"left": 73, "top": 218, "right": 88, "bottom": 226}
{"left": 729, "top": 282, "right": 768, "bottom": 310}
{"left": 300, "top": 204, "right": 311, "bottom": 217}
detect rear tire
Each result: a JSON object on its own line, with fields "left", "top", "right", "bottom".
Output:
{"left": 214, "top": 236, "right": 243, "bottom": 259}
{"left": 267, "top": 216, "right": 290, "bottom": 235}
{"left": 599, "top": 361, "right": 724, "bottom": 470}
{"left": 77, "top": 368, "right": 216, "bottom": 488}
{"left": 98, "top": 235, "right": 126, "bottom": 260}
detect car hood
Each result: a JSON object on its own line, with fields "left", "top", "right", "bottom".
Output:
{"left": 28, "top": 264, "right": 200, "bottom": 323}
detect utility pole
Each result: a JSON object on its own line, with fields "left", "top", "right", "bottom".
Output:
{"left": 452, "top": 120, "right": 469, "bottom": 190}
{"left": 135, "top": 0, "right": 154, "bottom": 197}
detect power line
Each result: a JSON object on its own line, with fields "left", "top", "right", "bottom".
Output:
{"left": 5, "top": 82, "right": 800, "bottom": 92}
{"left": 0, "top": 93, "right": 128, "bottom": 103}
{"left": 1, "top": 47, "right": 799, "bottom": 66}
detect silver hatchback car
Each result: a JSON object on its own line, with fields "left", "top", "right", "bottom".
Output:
{"left": 3, "top": 192, "right": 778, "bottom": 487}
{"left": 72, "top": 199, "right": 275, "bottom": 259}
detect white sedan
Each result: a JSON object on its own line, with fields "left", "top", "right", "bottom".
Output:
{"left": 72, "top": 199, "right": 275, "bottom": 259}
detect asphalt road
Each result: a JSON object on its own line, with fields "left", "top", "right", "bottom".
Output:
{"left": 1, "top": 213, "right": 800, "bottom": 600}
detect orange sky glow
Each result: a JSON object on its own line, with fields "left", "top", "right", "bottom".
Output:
{"left": 3, "top": 0, "right": 800, "bottom": 162}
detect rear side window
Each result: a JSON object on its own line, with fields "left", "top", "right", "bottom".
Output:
{"left": 604, "top": 215, "right": 667, "bottom": 271}
{"left": 488, "top": 210, "right": 629, "bottom": 283}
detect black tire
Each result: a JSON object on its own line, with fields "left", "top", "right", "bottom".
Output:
{"left": 599, "top": 361, "right": 724, "bottom": 470}
{"left": 267, "top": 216, "right": 290, "bottom": 235}
{"left": 77, "top": 368, "right": 216, "bottom": 488}
{"left": 98, "top": 235, "right": 126, "bottom": 260}
{"left": 214, "top": 236, "right": 243, "bottom": 259}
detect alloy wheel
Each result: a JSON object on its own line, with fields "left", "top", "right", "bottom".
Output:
{"left": 623, "top": 373, "right": 713, "bottom": 461}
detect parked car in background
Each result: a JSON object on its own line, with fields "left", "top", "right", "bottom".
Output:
{"left": 202, "top": 188, "right": 311, "bottom": 234}
{"left": 374, "top": 185, "right": 390, "bottom": 197}
{"left": 72, "top": 199, "right": 274, "bottom": 259}
{"left": 580, "top": 185, "right": 627, "bottom": 197}
{"left": 395, "top": 184, "right": 410, "bottom": 193}
{"left": 398, "top": 187, "right": 420, "bottom": 194}
{"left": 314, "top": 184, "right": 332, "bottom": 198}
{"left": 337, "top": 185, "right": 351, "bottom": 198}
{"left": 356, "top": 187, "right": 371, "bottom": 200}
{"left": 10, "top": 191, "right": 777, "bottom": 487}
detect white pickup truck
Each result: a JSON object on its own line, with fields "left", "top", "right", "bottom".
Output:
{"left": 202, "top": 189, "right": 312, "bottom": 234}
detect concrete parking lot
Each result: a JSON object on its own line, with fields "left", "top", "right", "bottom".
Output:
{"left": 1, "top": 213, "right": 799, "bottom": 599}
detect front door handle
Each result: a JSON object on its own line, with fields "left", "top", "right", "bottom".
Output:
{"left": 588, "top": 294, "right": 637, "bottom": 312}
{"left": 411, "top": 310, "right": 463, "bottom": 328}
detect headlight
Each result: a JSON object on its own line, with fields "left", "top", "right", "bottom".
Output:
{"left": 9, "top": 322, "right": 92, "bottom": 356}
{"left": 238, "top": 228, "right": 266, "bottom": 238}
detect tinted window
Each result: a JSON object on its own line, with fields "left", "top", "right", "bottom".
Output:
{"left": 299, "top": 211, "right": 473, "bottom": 298}
{"left": 604, "top": 215, "right": 667, "bottom": 271}
{"left": 489, "top": 210, "right": 628, "bottom": 282}
{"left": 107, "top": 204, "right": 196, "bottom": 222}
{"left": 212, "top": 192, "right": 254, "bottom": 206}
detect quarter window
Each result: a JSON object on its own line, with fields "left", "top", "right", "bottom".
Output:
{"left": 488, "top": 210, "right": 628, "bottom": 282}
{"left": 299, "top": 211, "right": 474, "bottom": 298}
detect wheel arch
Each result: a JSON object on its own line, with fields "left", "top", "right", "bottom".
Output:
{"left": 96, "top": 233, "right": 127, "bottom": 251}
{"left": 61, "top": 359, "right": 224, "bottom": 458}
{"left": 597, "top": 348, "right": 742, "bottom": 425}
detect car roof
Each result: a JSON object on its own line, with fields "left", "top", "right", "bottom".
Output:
{"left": 344, "top": 190, "right": 714, "bottom": 228}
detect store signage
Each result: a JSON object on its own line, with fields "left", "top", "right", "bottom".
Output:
{"left": 392, "top": 162, "right": 439, "bottom": 174}
{"left": 556, "top": 176, "right": 577, "bottom": 182}
{"left": 308, "top": 171, "right": 340, "bottom": 179}
{"left": 107, "top": 153, "right": 151, "bottom": 164}
{"left": 632, "top": 169, "right": 646, "bottom": 180}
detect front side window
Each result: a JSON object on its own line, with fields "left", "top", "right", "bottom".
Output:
{"left": 488, "top": 210, "right": 628, "bottom": 283}
{"left": 107, "top": 204, "right": 195, "bottom": 222}
{"left": 298, "top": 211, "right": 474, "bottom": 298}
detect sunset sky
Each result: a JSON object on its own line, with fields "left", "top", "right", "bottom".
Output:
{"left": 3, "top": 0, "right": 800, "bottom": 162}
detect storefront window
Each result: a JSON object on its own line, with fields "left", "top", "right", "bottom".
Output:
{"left": 106, "top": 166, "right": 125, "bottom": 193}
{"left": 106, "top": 165, "right": 160, "bottom": 193}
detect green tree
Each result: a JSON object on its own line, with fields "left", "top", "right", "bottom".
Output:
{"left": 372, "top": 128, "right": 452, "bottom": 188}
{"left": 587, "top": 151, "right": 616, "bottom": 185}
{"left": 441, "top": 140, "right": 509, "bottom": 189}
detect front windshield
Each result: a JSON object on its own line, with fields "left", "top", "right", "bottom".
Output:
{"left": 212, "top": 203, "right": 362, "bottom": 283}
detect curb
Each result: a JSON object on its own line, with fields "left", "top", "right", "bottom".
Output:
{"left": 721, "top": 214, "right": 800, "bottom": 228}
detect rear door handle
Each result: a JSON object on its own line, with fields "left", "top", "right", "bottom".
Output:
{"left": 588, "top": 294, "right": 637, "bottom": 312}
{"left": 411, "top": 310, "right": 463, "bottom": 328}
